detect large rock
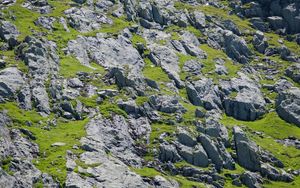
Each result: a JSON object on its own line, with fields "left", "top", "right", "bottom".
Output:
{"left": 240, "top": 171, "right": 262, "bottom": 188}
{"left": 276, "top": 87, "right": 300, "bottom": 127}
{"left": 18, "top": 36, "right": 57, "bottom": 115}
{"left": 186, "top": 78, "right": 222, "bottom": 110}
{"left": 224, "top": 30, "right": 252, "bottom": 64}
{"left": 149, "top": 45, "right": 184, "bottom": 88}
{"left": 0, "top": 67, "right": 25, "bottom": 98}
{"left": 22, "top": 0, "right": 52, "bottom": 14}
{"left": 223, "top": 88, "right": 266, "bottom": 121}
{"left": 285, "top": 64, "right": 300, "bottom": 84}
{"left": 208, "top": 27, "right": 252, "bottom": 64}
{"left": 159, "top": 143, "right": 181, "bottom": 163}
{"left": 66, "top": 150, "right": 149, "bottom": 187}
{"left": 64, "top": 7, "right": 112, "bottom": 32}
{"left": 83, "top": 115, "right": 142, "bottom": 166}
{"left": 34, "top": 16, "right": 56, "bottom": 30}
{"left": 18, "top": 36, "right": 59, "bottom": 80}
{"left": 221, "top": 73, "right": 266, "bottom": 121}
{"left": 177, "top": 127, "right": 197, "bottom": 147}
{"left": 261, "top": 163, "right": 294, "bottom": 182}
{"left": 0, "top": 21, "right": 19, "bottom": 47}
{"left": 197, "top": 118, "right": 229, "bottom": 143}
{"left": 67, "top": 34, "right": 146, "bottom": 92}
{"left": 199, "top": 135, "right": 223, "bottom": 170}
{"left": 252, "top": 31, "right": 268, "bottom": 54}
{"left": 0, "top": 113, "right": 58, "bottom": 187}
{"left": 149, "top": 95, "right": 186, "bottom": 114}
{"left": 233, "top": 126, "right": 261, "bottom": 172}
{"left": 188, "top": 11, "right": 206, "bottom": 29}
{"left": 177, "top": 143, "right": 209, "bottom": 167}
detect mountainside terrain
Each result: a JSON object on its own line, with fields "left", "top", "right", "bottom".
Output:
{"left": 0, "top": 0, "right": 300, "bottom": 187}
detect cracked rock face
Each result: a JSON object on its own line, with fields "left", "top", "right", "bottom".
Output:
{"left": 0, "top": 0, "right": 300, "bottom": 187}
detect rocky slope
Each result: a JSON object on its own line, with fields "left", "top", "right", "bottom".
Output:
{"left": 0, "top": 0, "right": 300, "bottom": 187}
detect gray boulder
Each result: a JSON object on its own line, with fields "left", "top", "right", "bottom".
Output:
{"left": 224, "top": 30, "right": 252, "bottom": 64}
{"left": 240, "top": 171, "right": 262, "bottom": 188}
{"left": 188, "top": 11, "right": 206, "bottom": 29}
{"left": 34, "top": 16, "right": 56, "bottom": 30}
{"left": 193, "top": 144, "right": 209, "bottom": 167}
{"left": 252, "top": 31, "right": 268, "bottom": 54}
{"left": 177, "top": 127, "right": 197, "bottom": 147}
{"left": 224, "top": 88, "right": 266, "bottom": 121}
{"left": 267, "top": 16, "right": 284, "bottom": 30}
{"left": 149, "top": 44, "right": 184, "bottom": 88}
{"left": 84, "top": 115, "right": 142, "bottom": 166}
{"left": 66, "top": 152, "right": 149, "bottom": 187}
{"left": 199, "top": 135, "right": 223, "bottom": 170}
{"left": 64, "top": 7, "right": 112, "bottom": 32}
{"left": 159, "top": 143, "right": 181, "bottom": 163}
{"left": 276, "top": 87, "right": 300, "bottom": 127}
{"left": 22, "top": 0, "right": 52, "bottom": 14}
{"left": 197, "top": 118, "right": 229, "bottom": 143}
{"left": 0, "top": 21, "right": 19, "bottom": 47}
{"left": 221, "top": 73, "right": 266, "bottom": 121}
{"left": 19, "top": 36, "right": 59, "bottom": 81}
{"left": 149, "top": 95, "right": 186, "bottom": 114}
{"left": 153, "top": 175, "right": 180, "bottom": 188}
{"left": 183, "top": 59, "right": 203, "bottom": 76}
{"left": 186, "top": 78, "right": 222, "bottom": 110}
{"left": 177, "top": 143, "right": 209, "bottom": 168}
{"left": 233, "top": 126, "right": 261, "bottom": 172}
{"left": 286, "top": 64, "right": 300, "bottom": 84}
{"left": 261, "top": 163, "right": 294, "bottom": 182}
{"left": 0, "top": 67, "right": 25, "bottom": 98}
{"left": 67, "top": 34, "right": 146, "bottom": 92}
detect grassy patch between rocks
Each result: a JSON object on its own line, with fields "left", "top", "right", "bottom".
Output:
{"left": 0, "top": 102, "right": 88, "bottom": 185}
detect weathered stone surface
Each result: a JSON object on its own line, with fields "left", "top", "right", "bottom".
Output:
{"left": 159, "top": 143, "right": 181, "bottom": 163}
{"left": 177, "top": 127, "right": 197, "bottom": 147}
{"left": 221, "top": 73, "right": 266, "bottom": 121}
{"left": 253, "top": 31, "right": 268, "bottom": 54}
{"left": 149, "top": 44, "right": 184, "bottom": 88}
{"left": 0, "top": 67, "right": 24, "bottom": 98}
{"left": 83, "top": 115, "right": 142, "bottom": 166}
{"left": 199, "top": 135, "right": 223, "bottom": 170}
{"left": 0, "top": 21, "right": 19, "bottom": 47}
{"left": 64, "top": 7, "right": 112, "bottom": 32}
{"left": 149, "top": 95, "right": 186, "bottom": 114}
{"left": 240, "top": 171, "right": 262, "bottom": 188}
{"left": 23, "top": 0, "right": 52, "bottom": 14}
{"left": 34, "top": 16, "right": 56, "bottom": 30}
{"left": 286, "top": 64, "right": 300, "bottom": 84}
{"left": 233, "top": 126, "right": 261, "bottom": 172}
{"left": 186, "top": 78, "right": 222, "bottom": 110}
{"left": 276, "top": 87, "right": 300, "bottom": 127}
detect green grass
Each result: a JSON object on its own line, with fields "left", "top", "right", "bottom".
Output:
{"left": 221, "top": 112, "right": 300, "bottom": 170}
{"left": 0, "top": 102, "right": 88, "bottom": 185}
{"left": 32, "top": 119, "right": 88, "bottom": 184}
{"left": 59, "top": 56, "right": 106, "bottom": 78}
{"left": 200, "top": 44, "right": 241, "bottom": 79}
{"left": 135, "top": 96, "right": 149, "bottom": 106}
{"left": 2, "top": 0, "right": 41, "bottom": 40}
{"left": 131, "top": 167, "right": 161, "bottom": 177}
{"left": 0, "top": 50, "right": 28, "bottom": 72}
{"left": 132, "top": 167, "right": 206, "bottom": 188}
{"left": 221, "top": 112, "right": 300, "bottom": 140}
{"left": 99, "top": 99, "right": 128, "bottom": 119}
{"left": 131, "top": 33, "right": 147, "bottom": 48}
{"left": 174, "top": 2, "right": 253, "bottom": 32}
{"left": 142, "top": 58, "right": 171, "bottom": 83}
